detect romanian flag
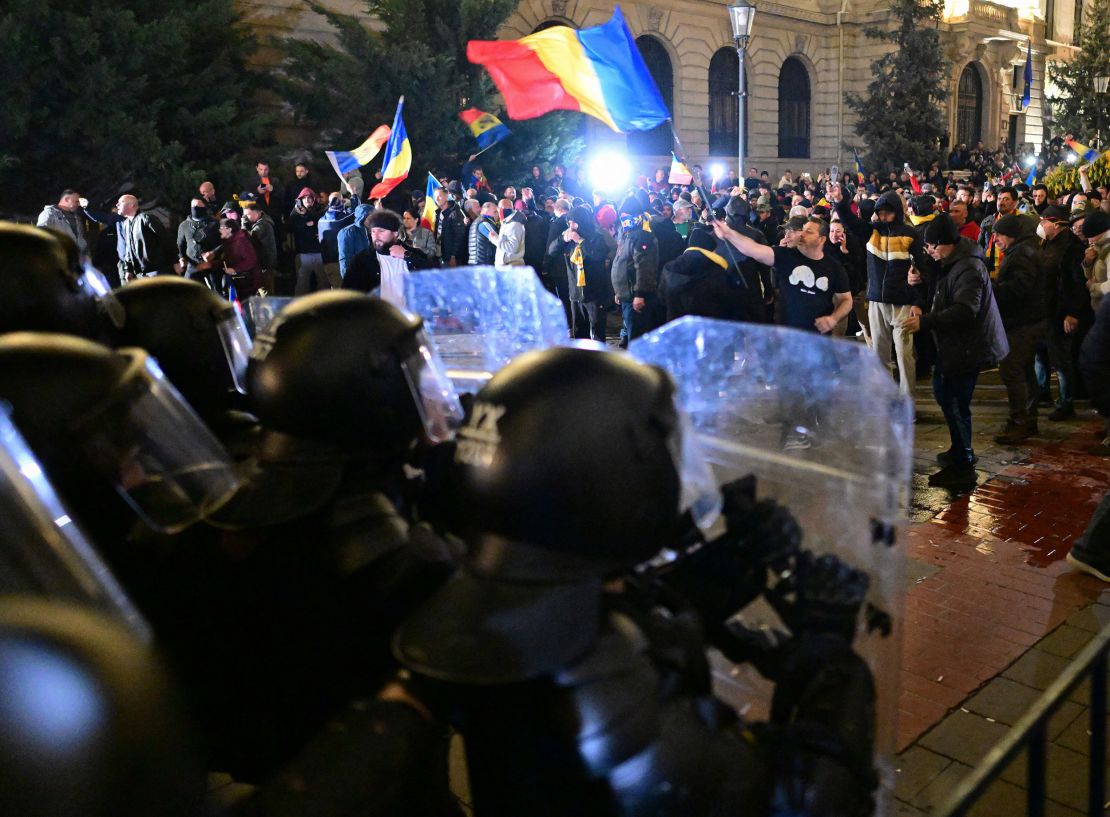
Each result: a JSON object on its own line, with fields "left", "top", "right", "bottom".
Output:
{"left": 467, "top": 7, "right": 669, "bottom": 133}
{"left": 1066, "top": 136, "right": 1101, "bottom": 163}
{"left": 325, "top": 125, "right": 391, "bottom": 181}
{"left": 668, "top": 153, "right": 692, "bottom": 185}
{"left": 368, "top": 98, "right": 412, "bottom": 201}
{"left": 1025, "top": 164, "right": 1037, "bottom": 187}
{"left": 421, "top": 172, "right": 443, "bottom": 231}
{"left": 459, "top": 108, "right": 511, "bottom": 150}
{"left": 852, "top": 149, "right": 866, "bottom": 185}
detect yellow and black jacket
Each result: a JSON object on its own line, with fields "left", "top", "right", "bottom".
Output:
{"left": 836, "top": 190, "right": 927, "bottom": 307}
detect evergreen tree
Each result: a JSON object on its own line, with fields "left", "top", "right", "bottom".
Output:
{"left": 845, "top": 0, "right": 949, "bottom": 173}
{"left": 1047, "top": 0, "right": 1110, "bottom": 144}
{"left": 0, "top": 0, "right": 272, "bottom": 215}
{"left": 280, "top": 0, "right": 585, "bottom": 190}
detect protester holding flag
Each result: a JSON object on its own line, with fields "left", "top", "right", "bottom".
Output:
{"left": 325, "top": 125, "right": 391, "bottom": 188}
{"left": 459, "top": 108, "right": 511, "bottom": 153}
{"left": 368, "top": 99, "right": 412, "bottom": 203}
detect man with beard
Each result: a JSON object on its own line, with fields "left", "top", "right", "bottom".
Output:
{"left": 432, "top": 187, "right": 468, "bottom": 267}
{"left": 37, "top": 189, "right": 91, "bottom": 256}
{"left": 343, "top": 209, "right": 434, "bottom": 305}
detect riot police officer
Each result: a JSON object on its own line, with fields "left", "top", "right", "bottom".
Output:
{"left": 394, "top": 346, "right": 878, "bottom": 817}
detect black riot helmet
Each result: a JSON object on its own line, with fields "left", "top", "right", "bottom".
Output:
{"left": 0, "top": 222, "right": 103, "bottom": 339}
{"left": 0, "top": 333, "right": 240, "bottom": 537}
{"left": 247, "top": 290, "right": 463, "bottom": 455}
{"left": 0, "top": 597, "right": 203, "bottom": 817}
{"left": 109, "top": 277, "right": 252, "bottom": 421}
{"left": 452, "top": 345, "right": 718, "bottom": 571}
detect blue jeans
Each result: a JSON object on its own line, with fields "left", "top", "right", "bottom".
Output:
{"left": 932, "top": 369, "right": 978, "bottom": 463}
{"left": 620, "top": 294, "right": 660, "bottom": 343}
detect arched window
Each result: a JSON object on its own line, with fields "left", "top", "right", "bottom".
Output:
{"left": 532, "top": 19, "right": 570, "bottom": 33}
{"left": 709, "top": 48, "right": 744, "bottom": 156}
{"left": 956, "top": 64, "right": 983, "bottom": 147}
{"left": 778, "top": 58, "right": 810, "bottom": 158}
{"left": 628, "top": 36, "right": 674, "bottom": 156}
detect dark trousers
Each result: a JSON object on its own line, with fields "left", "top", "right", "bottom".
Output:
{"left": 620, "top": 294, "right": 661, "bottom": 343}
{"left": 999, "top": 321, "right": 1046, "bottom": 424}
{"left": 1074, "top": 490, "right": 1110, "bottom": 561}
{"left": 933, "top": 369, "right": 979, "bottom": 463}
{"left": 571, "top": 300, "right": 607, "bottom": 342}
{"left": 1038, "top": 321, "right": 1078, "bottom": 410}
{"left": 1081, "top": 299, "right": 1110, "bottom": 418}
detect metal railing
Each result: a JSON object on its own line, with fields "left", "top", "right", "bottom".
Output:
{"left": 935, "top": 622, "right": 1110, "bottom": 817}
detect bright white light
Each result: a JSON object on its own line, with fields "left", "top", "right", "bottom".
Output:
{"left": 1024, "top": 156, "right": 1037, "bottom": 167}
{"left": 1067, "top": 153, "right": 1078, "bottom": 164}
{"left": 587, "top": 152, "right": 631, "bottom": 193}
{"left": 710, "top": 163, "right": 726, "bottom": 180}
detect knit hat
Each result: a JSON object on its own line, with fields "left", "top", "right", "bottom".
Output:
{"left": 688, "top": 226, "right": 717, "bottom": 251}
{"left": 619, "top": 195, "right": 642, "bottom": 216}
{"left": 992, "top": 214, "right": 1030, "bottom": 239}
{"left": 297, "top": 186, "right": 315, "bottom": 200}
{"left": 923, "top": 214, "right": 960, "bottom": 246}
{"left": 595, "top": 204, "right": 618, "bottom": 230}
{"left": 725, "top": 196, "right": 750, "bottom": 220}
{"left": 911, "top": 195, "right": 936, "bottom": 216}
{"left": 1083, "top": 210, "right": 1110, "bottom": 239}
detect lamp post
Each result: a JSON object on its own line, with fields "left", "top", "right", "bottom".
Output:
{"left": 728, "top": 0, "right": 756, "bottom": 181}
{"left": 1095, "top": 75, "right": 1109, "bottom": 150}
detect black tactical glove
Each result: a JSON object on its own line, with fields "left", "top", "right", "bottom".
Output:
{"left": 768, "top": 551, "right": 869, "bottom": 642}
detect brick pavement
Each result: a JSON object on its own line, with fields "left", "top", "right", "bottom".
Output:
{"left": 896, "top": 374, "right": 1110, "bottom": 815}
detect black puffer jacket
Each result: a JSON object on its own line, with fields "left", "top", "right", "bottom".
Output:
{"left": 1040, "top": 229, "right": 1093, "bottom": 323}
{"left": 659, "top": 247, "right": 766, "bottom": 324}
{"left": 919, "top": 239, "right": 1009, "bottom": 376}
{"left": 992, "top": 219, "right": 1046, "bottom": 330}
{"left": 836, "top": 191, "right": 926, "bottom": 307}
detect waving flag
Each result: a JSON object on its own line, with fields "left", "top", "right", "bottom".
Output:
{"left": 368, "top": 98, "right": 412, "bottom": 201}
{"left": 421, "top": 173, "right": 443, "bottom": 231}
{"left": 668, "top": 153, "right": 692, "bottom": 185}
{"left": 325, "top": 125, "right": 391, "bottom": 182}
{"left": 852, "top": 149, "right": 866, "bottom": 185}
{"left": 1065, "top": 136, "right": 1101, "bottom": 163}
{"left": 1021, "top": 40, "right": 1032, "bottom": 110}
{"left": 459, "top": 108, "right": 511, "bottom": 151}
{"left": 467, "top": 6, "right": 669, "bottom": 133}
{"left": 1025, "top": 164, "right": 1037, "bottom": 186}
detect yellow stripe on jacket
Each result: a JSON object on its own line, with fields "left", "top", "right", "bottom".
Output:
{"left": 866, "top": 232, "right": 914, "bottom": 262}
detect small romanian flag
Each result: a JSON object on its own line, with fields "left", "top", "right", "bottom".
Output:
{"left": 668, "top": 153, "right": 692, "bottom": 185}
{"left": 421, "top": 172, "right": 443, "bottom": 231}
{"left": 467, "top": 6, "right": 669, "bottom": 133}
{"left": 368, "top": 98, "right": 412, "bottom": 201}
{"left": 459, "top": 108, "right": 511, "bottom": 150}
{"left": 1065, "top": 137, "right": 1101, "bottom": 163}
{"left": 325, "top": 125, "right": 391, "bottom": 180}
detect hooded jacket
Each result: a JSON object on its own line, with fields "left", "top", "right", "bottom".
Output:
{"left": 991, "top": 219, "right": 1046, "bottom": 330}
{"left": 317, "top": 206, "right": 355, "bottom": 265}
{"left": 919, "top": 238, "right": 1009, "bottom": 376}
{"left": 494, "top": 211, "right": 527, "bottom": 267}
{"left": 288, "top": 201, "right": 323, "bottom": 254}
{"left": 659, "top": 245, "right": 766, "bottom": 324}
{"left": 836, "top": 191, "right": 926, "bottom": 307}
{"left": 611, "top": 220, "right": 659, "bottom": 301}
{"left": 245, "top": 213, "right": 278, "bottom": 270}
{"left": 337, "top": 203, "right": 374, "bottom": 279}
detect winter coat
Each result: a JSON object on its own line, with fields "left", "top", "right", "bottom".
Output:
{"left": 288, "top": 204, "right": 323, "bottom": 254}
{"left": 176, "top": 216, "right": 220, "bottom": 266}
{"left": 342, "top": 243, "right": 434, "bottom": 293}
{"left": 991, "top": 225, "right": 1046, "bottom": 330}
{"left": 317, "top": 208, "right": 354, "bottom": 265}
{"left": 611, "top": 225, "right": 659, "bottom": 301}
{"left": 493, "top": 212, "right": 527, "bottom": 266}
{"left": 467, "top": 215, "right": 497, "bottom": 266}
{"left": 37, "top": 204, "right": 89, "bottom": 255}
{"left": 522, "top": 211, "right": 549, "bottom": 272}
{"left": 543, "top": 215, "right": 570, "bottom": 283}
{"left": 919, "top": 239, "right": 1009, "bottom": 376}
{"left": 660, "top": 246, "right": 766, "bottom": 325}
{"left": 1041, "top": 229, "right": 1093, "bottom": 323}
{"left": 338, "top": 204, "right": 374, "bottom": 279}
{"left": 836, "top": 191, "right": 926, "bottom": 307}
{"left": 978, "top": 211, "right": 1038, "bottom": 273}
{"left": 117, "top": 212, "right": 173, "bottom": 276}
{"left": 406, "top": 225, "right": 438, "bottom": 259}
{"left": 434, "top": 203, "right": 468, "bottom": 265}
{"left": 1084, "top": 231, "right": 1110, "bottom": 311}
{"left": 245, "top": 215, "right": 278, "bottom": 270}
{"left": 221, "top": 230, "right": 262, "bottom": 296}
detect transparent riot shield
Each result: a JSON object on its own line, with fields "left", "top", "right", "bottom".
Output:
{"left": 0, "top": 408, "right": 151, "bottom": 642}
{"left": 246, "top": 296, "right": 295, "bottom": 338}
{"left": 631, "top": 317, "right": 912, "bottom": 814}
{"left": 402, "top": 267, "right": 569, "bottom": 393}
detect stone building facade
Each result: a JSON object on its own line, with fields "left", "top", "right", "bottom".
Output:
{"left": 244, "top": 0, "right": 1085, "bottom": 177}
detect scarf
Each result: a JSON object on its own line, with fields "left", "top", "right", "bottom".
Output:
{"left": 571, "top": 242, "right": 586, "bottom": 287}
{"left": 684, "top": 246, "right": 729, "bottom": 270}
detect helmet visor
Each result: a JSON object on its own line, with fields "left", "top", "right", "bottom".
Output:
{"left": 77, "top": 354, "right": 241, "bottom": 534}
{"left": 669, "top": 407, "right": 722, "bottom": 532}
{"left": 216, "top": 301, "right": 253, "bottom": 395}
{"left": 399, "top": 330, "right": 465, "bottom": 443}
{"left": 0, "top": 408, "right": 151, "bottom": 641}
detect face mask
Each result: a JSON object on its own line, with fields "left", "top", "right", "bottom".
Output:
{"left": 1036, "top": 223, "right": 1047, "bottom": 240}
{"left": 191, "top": 205, "right": 207, "bottom": 220}
{"left": 501, "top": 207, "right": 513, "bottom": 221}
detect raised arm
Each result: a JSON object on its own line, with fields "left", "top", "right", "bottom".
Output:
{"left": 711, "top": 221, "right": 775, "bottom": 267}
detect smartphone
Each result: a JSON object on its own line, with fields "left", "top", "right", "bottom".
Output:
{"left": 261, "top": 176, "right": 270, "bottom": 189}
{"left": 903, "top": 163, "right": 911, "bottom": 172}
{"left": 983, "top": 180, "right": 990, "bottom": 191}
{"left": 830, "top": 165, "right": 840, "bottom": 182}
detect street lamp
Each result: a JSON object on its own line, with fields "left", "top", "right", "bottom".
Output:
{"left": 728, "top": 0, "right": 756, "bottom": 180}
{"left": 1095, "top": 75, "right": 1109, "bottom": 150}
